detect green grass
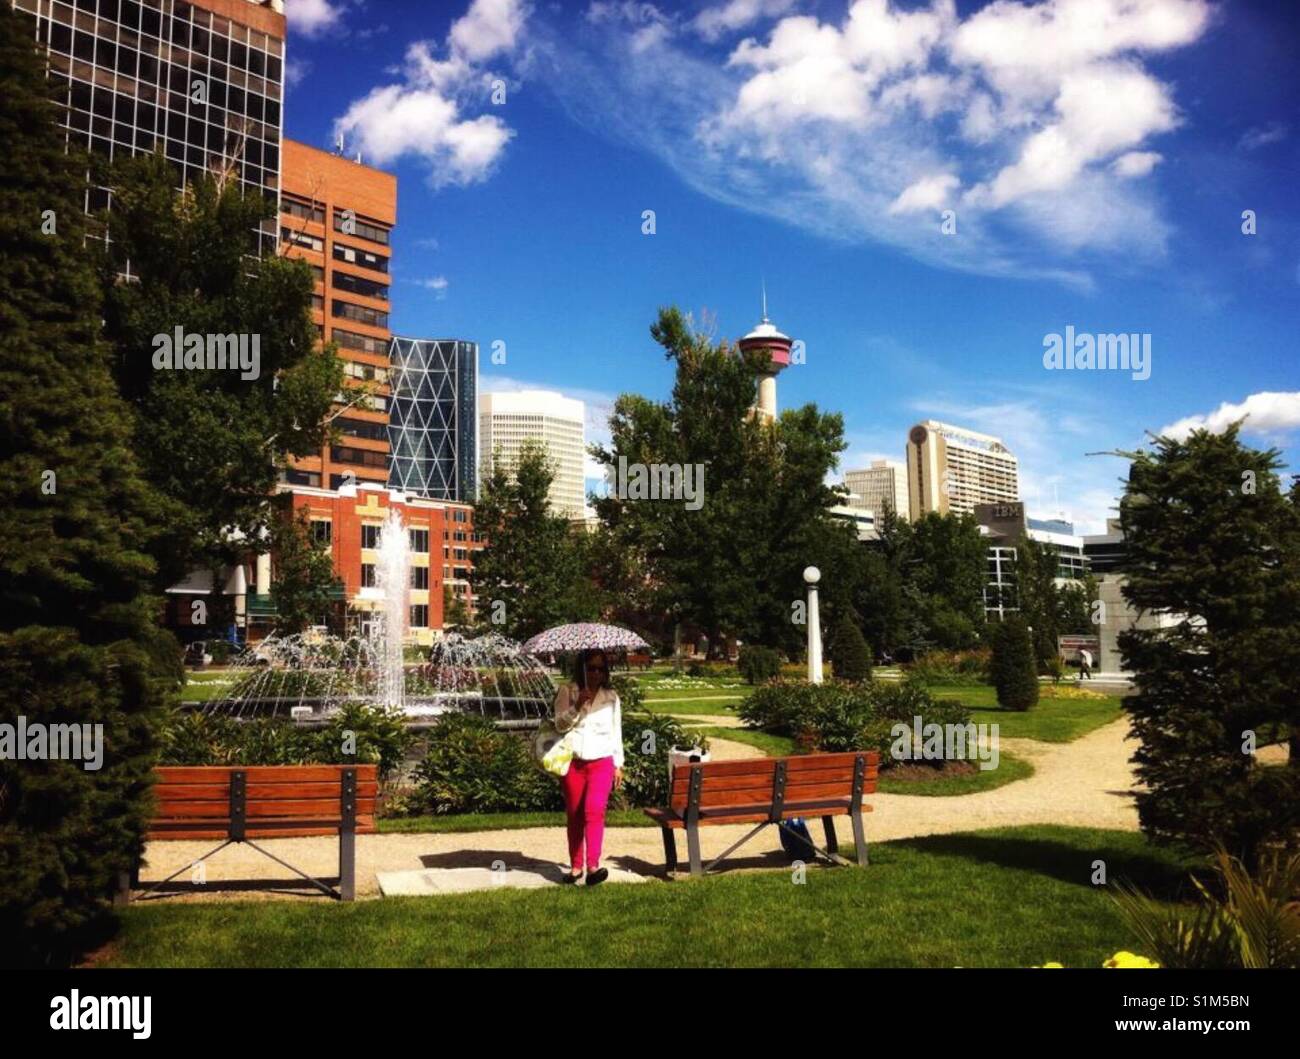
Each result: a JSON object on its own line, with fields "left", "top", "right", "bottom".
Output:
{"left": 104, "top": 826, "right": 1195, "bottom": 968}
{"left": 180, "top": 671, "right": 241, "bottom": 703}
{"left": 689, "top": 727, "right": 1033, "bottom": 796}
{"left": 929, "top": 684, "right": 1124, "bottom": 742}
{"left": 644, "top": 698, "right": 747, "bottom": 715}
{"left": 378, "top": 809, "right": 654, "bottom": 833}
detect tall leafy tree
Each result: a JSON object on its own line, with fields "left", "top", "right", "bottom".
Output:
{"left": 471, "top": 440, "right": 598, "bottom": 640}
{"left": 269, "top": 506, "right": 341, "bottom": 635}
{"left": 592, "top": 307, "right": 848, "bottom": 656}
{"left": 97, "top": 151, "right": 343, "bottom": 590}
{"left": 0, "top": 4, "right": 174, "bottom": 964}
{"left": 1014, "top": 536, "right": 1063, "bottom": 667}
{"left": 1118, "top": 424, "right": 1300, "bottom": 867}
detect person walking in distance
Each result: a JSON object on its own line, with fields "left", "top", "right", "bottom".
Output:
{"left": 554, "top": 649, "right": 624, "bottom": 885}
{"left": 1079, "top": 647, "right": 1094, "bottom": 680}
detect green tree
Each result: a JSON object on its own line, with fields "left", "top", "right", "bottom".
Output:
{"left": 1014, "top": 536, "right": 1063, "bottom": 668}
{"left": 0, "top": 3, "right": 174, "bottom": 964}
{"left": 592, "top": 307, "right": 848, "bottom": 656}
{"left": 990, "top": 615, "right": 1039, "bottom": 711}
{"left": 97, "top": 151, "right": 344, "bottom": 591}
{"left": 1118, "top": 425, "right": 1300, "bottom": 867}
{"left": 269, "top": 507, "right": 341, "bottom": 635}
{"left": 830, "top": 612, "right": 873, "bottom": 682}
{"left": 471, "top": 440, "right": 598, "bottom": 640}
{"left": 442, "top": 583, "right": 471, "bottom": 633}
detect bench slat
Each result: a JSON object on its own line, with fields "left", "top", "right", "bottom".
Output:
{"left": 146, "top": 816, "right": 377, "bottom": 841}
{"left": 155, "top": 765, "right": 378, "bottom": 785}
{"left": 151, "top": 797, "right": 376, "bottom": 818}
{"left": 154, "top": 781, "right": 379, "bottom": 803}
{"left": 670, "top": 751, "right": 877, "bottom": 780}
{"left": 671, "top": 764, "right": 875, "bottom": 796}
{"left": 647, "top": 801, "right": 873, "bottom": 829}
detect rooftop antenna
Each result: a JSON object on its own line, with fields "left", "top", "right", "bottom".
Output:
{"left": 761, "top": 277, "right": 769, "bottom": 323}
{"left": 334, "top": 132, "right": 345, "bottom": 156}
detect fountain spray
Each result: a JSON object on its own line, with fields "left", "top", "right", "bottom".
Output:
{"left": 374, "top": 508, "right": 409, "bottom": 711}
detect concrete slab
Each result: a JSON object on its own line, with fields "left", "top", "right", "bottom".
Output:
{"left": 377, "top": 864, "right": 650, "bottom": 896}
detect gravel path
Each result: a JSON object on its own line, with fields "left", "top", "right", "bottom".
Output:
{"left": 135, "top": 717, "right": 1145, "bottom": 903}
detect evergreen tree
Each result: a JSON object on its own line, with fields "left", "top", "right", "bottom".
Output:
{"left": 1014, "top": 537, "right": 1063, "bottom": 668}
{"left": 830, "top": 613, "right": 872, "bottom": 682}
{"left": 97, "top": 151, "right": 344, "bottom": 590}
{"left": 471, "top": 440, "right": 599, "bottom": 640}
{"left": 990, "top": 615, "right": 1039, "bottom": 711}
{"left": 0, "top": 4, "right": 173, "bottom": 964}
{"left": 1118, "top": 425, "right": 1300, "bottom": 866}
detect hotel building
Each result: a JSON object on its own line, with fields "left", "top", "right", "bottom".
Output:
{"left": 279, "top": 137, "right": 396, "bottom": 493}
{"left": 14, "top": 0, "right": 287, "bottom": 256}
{"left": 844, "top": 459, "right": 909, "bottom": 520}
{"left": 479, "top": 390, "right": 586, "bottom": 519}
{"left": 906, "top": 420, "right": 1020, "bottom": 520}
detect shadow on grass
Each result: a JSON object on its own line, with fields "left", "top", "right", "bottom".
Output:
{"left": 879, "top": 829, "right": 1200, "bottom": 900}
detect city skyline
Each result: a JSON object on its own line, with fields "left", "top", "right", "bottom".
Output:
{"left": 279, "top": 0, "right": 1300, "bottom": 534}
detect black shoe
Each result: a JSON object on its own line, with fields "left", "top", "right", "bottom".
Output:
{"left": 585, "top": 867, "right": 609, "bottom": 887}
{"left": 560, "top": 871, "right": 582, "bottom": 885}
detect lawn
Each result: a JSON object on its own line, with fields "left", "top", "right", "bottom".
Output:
{"left": 102, "top": 826, "right": 1195, "bottom": 968}
{"left": 179, "top": 670, "right": 240, "bottom": 703}
{"left": 641, "top": 696, "right": 747, "bottom": 715}
{"left": 929, "top": 684, "right": 1124, "bottom": 742}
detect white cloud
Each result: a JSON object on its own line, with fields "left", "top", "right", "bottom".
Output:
{"left": 285, "top": 57, "right": 312, "bottom": 90}
{"left": 334, "top": 0, "right": 525, "bottom": 188}
{"left": 1112, "top": 150, "right": 1162, "bottom": 177}
{"left": 538, "top": 0, "right": 1212, "bottom": 284}
{"left": 286, "top": 0, "right": 346, "bottom": 38}
{"left": 416, "top": 276, "right": 450, "bottom": 299}
{"left": 1238, "top": 122, "right": 1288, "bottom": 151}
{"left": 1160, "top": 392, "right": 1300, "bottom": 440}
{"left": 692, "top": 0, "right": 796, "bottom": 41}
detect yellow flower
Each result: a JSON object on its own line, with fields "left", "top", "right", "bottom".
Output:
{"left": 1104, "top": 951, "right": 1160, "bottom": 969}
{"left": 1038, "top": 961, "right": 1065, "bottom": 968}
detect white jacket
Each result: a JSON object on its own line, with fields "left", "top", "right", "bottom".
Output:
{"left": 554, "top": 684, "right": 624, "bottom": 767}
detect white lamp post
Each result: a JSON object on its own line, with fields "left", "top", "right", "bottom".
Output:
{"left": 804, "top": 566, "right": 823, "bottom": 684}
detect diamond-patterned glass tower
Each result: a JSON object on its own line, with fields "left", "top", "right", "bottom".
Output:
{"left": 387, "top": 338, "right": 478, "bottom": 502}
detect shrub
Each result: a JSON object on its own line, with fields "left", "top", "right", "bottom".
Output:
{"left": 830, "top": 615, "right": 872, "bottom": 683}
{"left": 617, "top": 710, "right": 704, "bottom": 809}
{"left": 413, "top": 714, "right": 561, "bottom": 815}
{"left": 990, "top": 616, "right": 1039, "bottom": 711}
{"left": 737, "top": 645, "right": 783, "bottom": 685}
{"left": 907, "top": 649, "right": 990, "bottom": 686}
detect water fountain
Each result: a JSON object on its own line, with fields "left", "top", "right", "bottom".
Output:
{"left": 200, "top": 510, "right": 556, "bottom": 727}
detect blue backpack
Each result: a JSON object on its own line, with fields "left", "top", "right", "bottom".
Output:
{"left": 778, "top": 817, "right": 816, "bottom": 861}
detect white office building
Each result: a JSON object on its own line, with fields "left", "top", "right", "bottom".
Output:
{"left": 907, "top": 420, "right": 1020, "bottom": 519}
{"left": 478, "top": 390, "right": 586, "bottom": 519}
{"left": 844, "top": 460, "right": 909, "bottom": 520}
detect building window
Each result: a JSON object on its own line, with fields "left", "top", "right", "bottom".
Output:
{"left": 332, "top": 270, "right": 389, "bottom": 301}
{"left": 409, "top": 528, "right": 429, "bottom": 553}
{"left": 334, "top": 417, "right": 387, "bottom": 442}
{"left": 282, "top": 197, "right": 324, "bottom": 224}
{"left": 333, "top": 210, "right": 390, "bottom": 245}
{"left": 410, "top": 567, "right": 429, "bottom": 589}
{"left": 360, "top": 563, "right": 376, "bottom": 588}
{"left": 333, "top": 241, "right": 388, "bottom": 273}
{"left": 334, "top": 328, "right": 389, "bottom": 356}
{"left": 361, "top": 524, "right": 381, "bottom": 549}
{"left": 310, "top": 519, "right": 332, "bottom": 546}
{"left": 332, "top": 299, "right": 388, "bottom": 329}
{"left": 332, "top": 445, "right": 390, "bottom": 470}
{"left": 410, "top": 604, "right": 428, "bottom": 628}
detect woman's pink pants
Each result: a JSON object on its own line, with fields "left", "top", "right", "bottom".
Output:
{"left": 562, "top": 756, "right": 615, "bottom": 871}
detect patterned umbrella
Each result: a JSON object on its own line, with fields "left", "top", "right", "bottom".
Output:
{"left": 522, "top": 623, "right": 650, "bottom": 655}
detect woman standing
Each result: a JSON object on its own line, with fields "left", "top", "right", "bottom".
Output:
{"left": 554, "top": 649, "right": 624, "bottom": 886}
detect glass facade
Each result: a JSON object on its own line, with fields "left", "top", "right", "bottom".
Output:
{"left": 16, "top": 0, "right": 285, "bottom": 256}
{"left": 387, "top": 338, "right": 478, "bottom": 502}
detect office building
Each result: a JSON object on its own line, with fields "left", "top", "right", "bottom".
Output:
{"left": 844, "top": 459, "right": 909, "bottom": 520}
{"left": 974, "top": 502, "right": 1089, "bottom": 620}
{"left": 387, "top": 337, "right": 478, "bottom": 503}
{"left": 279, "top": 137, "right": 396, "bottom": 492}
{"left": 479, "top": 390, "right": 586, "bottom": 519}
{"left": 907, "top": 420, "right": 1019, "bottom": 519}
{"left": 14, "top": 0, "right": 286, "bottom": 256}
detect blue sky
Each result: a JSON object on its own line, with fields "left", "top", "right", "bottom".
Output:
{"left": 282, "top": 0, "right": 1299, "bottom": 533}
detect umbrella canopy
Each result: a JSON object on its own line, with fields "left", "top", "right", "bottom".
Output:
{"left": 522, "top": 623, "right": 650, "bottom": 655}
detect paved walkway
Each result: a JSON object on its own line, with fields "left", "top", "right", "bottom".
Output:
{"left": 135, "top": 718, "right": 1146, "bottom": 903}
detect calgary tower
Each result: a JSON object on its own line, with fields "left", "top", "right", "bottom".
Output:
{"left": 737, "top": 284, "right": 793, "bottom": 420}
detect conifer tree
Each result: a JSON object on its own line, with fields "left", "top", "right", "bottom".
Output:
{"left": 990, "top": 615, "right": 1038, "bottom": 711}
{"left": 0, "top": 4, "right": 173, "bottom": 964}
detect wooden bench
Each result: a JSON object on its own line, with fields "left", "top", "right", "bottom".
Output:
{"left": 624, "top": 651, "right": 653, "bottom": 671}
{"left": 644, "top": 751, "right": 878, "bottom": 878}
{"left": 120, "top": 764, "right": 378, "bottom": 902}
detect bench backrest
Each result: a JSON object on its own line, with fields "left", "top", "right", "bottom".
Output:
{"left": 669, "top": 751, "right": 878, "bottom": 814}
{"left": 149, "top": 765, "right": 379, "bottom": 840}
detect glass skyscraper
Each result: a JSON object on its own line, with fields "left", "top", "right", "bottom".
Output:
{"left": 387, "top": 337, "right": 478, "bottom": 503}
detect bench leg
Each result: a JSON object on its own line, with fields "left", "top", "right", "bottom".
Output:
{"left": 851, "top": 812, "right": 868, "bottom": 867}
{"left": 821, "top": 816, "right": 838, "bottom": 856}
{"left": 339, "top": 827, "right": 356, "bottom": 901}
{"left": 660, "top": 827, "right": 678, "bottom": 878}
{"left": 686, "top": 822, "right": 703, "bottom": 878}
